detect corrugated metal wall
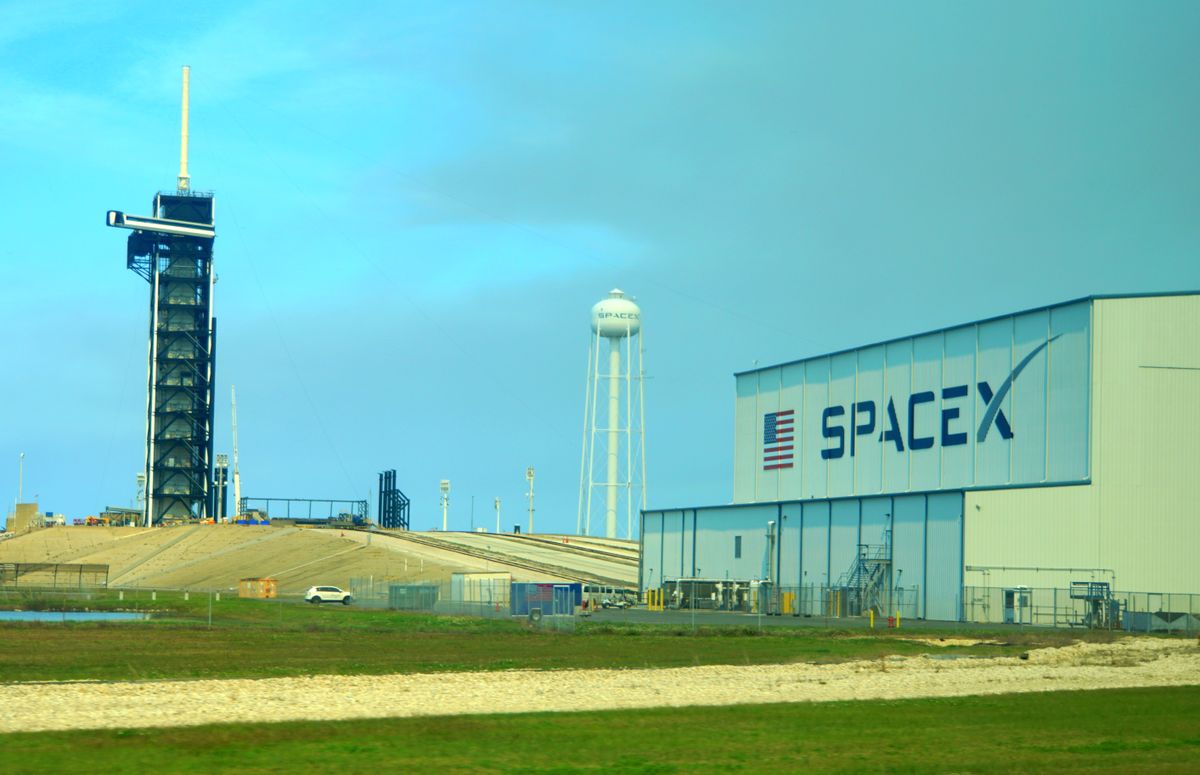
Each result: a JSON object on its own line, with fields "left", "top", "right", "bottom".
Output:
{"left": 649, "top": 293, "right": 1198, "bottom": 622}
{"left": 641, "top": 492, "right": 964, "bottom": 620}
{"left": 963, "top": 294, "right": 1200, "bottom": 594}
{"left": 734, "top": 300, "right": 1092, "bottom": 503}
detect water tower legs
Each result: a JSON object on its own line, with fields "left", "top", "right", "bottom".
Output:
{"left": 606, "top": 340, "right": 621, "bottom": 538}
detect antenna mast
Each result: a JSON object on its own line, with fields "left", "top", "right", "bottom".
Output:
{"left": 178, "top": 65, "right": 190, "bottom": 192}
{"left": 231, "top": 385, "right": 241, "bottom": 517}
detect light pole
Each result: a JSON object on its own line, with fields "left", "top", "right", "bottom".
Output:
{"left": 18, "top": 452, "right": 24, "bottom": 503}
{"left": 525, "top": 467, "right": 535, "bottom": 534}
{"left": 440, "top": 479, "right": 450, "bottom": 531}
{"left": 494, "top": 497, "right": 501, "bottom": 534}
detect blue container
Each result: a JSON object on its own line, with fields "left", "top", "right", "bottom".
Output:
{"left": 510, "top": 582, "right": 581, "bottom": 616}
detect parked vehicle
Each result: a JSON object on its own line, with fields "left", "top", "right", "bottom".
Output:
{"left": 305, "top": 585, "right": 353, "bottom": 605}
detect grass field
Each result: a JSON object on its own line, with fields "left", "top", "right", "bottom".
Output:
{"left": 0, "top": 686, "right": 1196, "bottom": 774}
{"left": 0, "top": 589, "right": 1100, "bottom": 682}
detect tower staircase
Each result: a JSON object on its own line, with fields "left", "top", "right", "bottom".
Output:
{"left": 834, "top": 531, "right": 893, "bottom": 616}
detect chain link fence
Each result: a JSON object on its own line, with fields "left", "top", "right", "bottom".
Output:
{"left": 964, "top": 585, "right": 1200, "bottom": 632}
{"left": 653, "top": 579, "right": 920, "bottom": 620}
{"left": 7, "top": 580, "right": 1196, "bottom": 634}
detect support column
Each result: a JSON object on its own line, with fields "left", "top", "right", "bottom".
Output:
{"left": 606, "top": 340, "right": 620, "bottom": 539}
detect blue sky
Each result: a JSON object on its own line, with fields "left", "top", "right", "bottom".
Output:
{"left": 2, "top": 1, "right": 1197, "bottom": 532}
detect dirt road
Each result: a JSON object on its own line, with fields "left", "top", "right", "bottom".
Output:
{"left": 1, "top": 638, "right": 1195, "bottom": 733}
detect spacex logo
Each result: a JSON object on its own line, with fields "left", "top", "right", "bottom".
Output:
{"left": 817, "top": 336, "right": 1059, "bottom": 459}
{"left": 597, "top": 312, "right": 640, "bottom": 320}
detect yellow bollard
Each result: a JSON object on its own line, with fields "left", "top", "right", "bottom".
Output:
{"left": 869, "top": 609, "right": 874, "bottom": 629}
{"left": 895, "top": 611, "right": 901, "bottom": 629}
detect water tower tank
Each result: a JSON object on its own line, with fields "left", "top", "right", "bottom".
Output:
{"left": 591, "top": 288, "right": 641, "bottom": 338}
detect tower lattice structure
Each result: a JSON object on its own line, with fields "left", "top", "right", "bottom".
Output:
{"left": 124, "top": 192, "right": 217, "bottom": 524}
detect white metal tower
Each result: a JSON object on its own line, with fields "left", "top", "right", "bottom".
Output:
{"left": 231, "top": 385, "right": 241, "bottom": 520}
{"left": 577, "top": 289, "right": 646, "bottom": 539}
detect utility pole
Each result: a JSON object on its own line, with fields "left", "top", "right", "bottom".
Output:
{"left": 17, "top": 452, "right": 24, "bottom": 503}
{"left": 494, "top": 497, "right": 501, "bottom": 534}
{"left": 525, "top": 466, "right": 535, "bottom": 534}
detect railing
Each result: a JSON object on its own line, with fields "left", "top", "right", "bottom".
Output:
{"left": 963, "top": 585, "right": 1200, "bottom": 631}
{"left": 832, "top": 543, "right": 892, "bottom": 616}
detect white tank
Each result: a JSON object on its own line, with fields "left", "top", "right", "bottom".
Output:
{"left": 591, "top": 288, "right": 641, "bottom": 338}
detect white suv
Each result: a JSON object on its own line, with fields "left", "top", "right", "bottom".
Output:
{"left": 305, "top": 585, "right": 353, "bottom": 605}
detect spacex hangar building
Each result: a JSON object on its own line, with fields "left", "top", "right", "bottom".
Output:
{"left": 640, "top": 292, "right": 1199, "bottom": 622}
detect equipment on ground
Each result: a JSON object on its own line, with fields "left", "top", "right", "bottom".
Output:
{"left": 1070, "top": 581, "right": 1121, "bottom": 629}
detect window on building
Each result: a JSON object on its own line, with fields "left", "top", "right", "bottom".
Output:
{"left": 734, "top": 535, "right": 742, "bottom": 559}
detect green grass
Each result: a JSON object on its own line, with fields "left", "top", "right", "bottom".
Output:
{"left": 1, "top": 686, "right": 1197, "bottom": 773}
{"left": 0, "top": 589, "right": 1106, "bottom": 682}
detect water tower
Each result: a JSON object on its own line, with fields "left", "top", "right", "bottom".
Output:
{"left": 577, "top": 289, "right": 646, "bottom": 539}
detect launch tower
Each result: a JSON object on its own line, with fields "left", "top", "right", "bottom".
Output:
{"left": 107, "top": 66, "right": 217, "bottom": 525}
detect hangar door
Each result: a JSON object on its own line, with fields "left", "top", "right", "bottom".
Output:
{"left": 924, "top": 493, "right": 963, "bottom": 621}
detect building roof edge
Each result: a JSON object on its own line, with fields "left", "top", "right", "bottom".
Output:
{"left": 733, "top": 290, "right": 1200, "bottom": 377}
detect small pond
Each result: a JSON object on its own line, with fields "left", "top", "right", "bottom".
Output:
{"left": 0, "top": 611, "right": 150, "bottom": 622}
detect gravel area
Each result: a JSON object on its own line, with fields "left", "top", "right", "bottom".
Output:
{"left": 1, "top": 638, "right": 1196, "bottom": 733}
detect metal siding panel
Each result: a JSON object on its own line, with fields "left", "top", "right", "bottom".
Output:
{"left": 680, "top": 511, "right": 689, "bottom": 579}
{"left": 740, "top": 299, "right": 1094, "bottom": 504}
{"left": 1011, "top": 310, "right": 1050, "bottom": 483}
{"left": 801, "top": 358, "right": 831, "bottom": 499}
{"left": 779, "top": 363, "right": 805, "bottom": 500}
{"left": 859, "top": 496, "right": 891, "bottom": 546}
{"left": 755, "top": 369, "right": 782, "bottom": 503}
{"left": 854, "top": 345, "right": 886, "bottom": 493}
{"left": 940, "top": 326, "right": 976, "bottom": 487}
{"left": 1047, "top": 301, "right": 1092, "bottom": 481}
{"left": 975, "top": 317, "right": 1014, "bottom": 485}
{"left": 733, "top": 375, "right": 759, "bottom": 502}
{"left": 828, "top": 353, "right": 857, "bottom": 497}
{"left": 1091, "top": 296, "right": 1200, "bottom": 595}
{"left": 892, "top": 495, "right": 925, "bottom": 617}
{"left": 801, "top": 501, "right": 831, "bottom": 587}
{"left": 910, "top": 333, "right": 943, "bottom": 491}
{"left": 779, "top": 503, "right": 802, "bottom": 587}
{"left": 691, "top": 505, "right": 776, "bottom": 582}
{"left": 962, "top": 486, "right": 1100, "bottom": 590}
{"left": 924, "top": 492, "right": 963, "bottom": 621}
{"left": 882, "top": 340, "right": 913, "bottom": 493}
{"left": 829, "top": 499, "right": 860, "bottom": 583}
{"left": 641, "top": 512, "right": 665, "bottom": 591}
{"left": 655, "top": 510, "right": 685, "bottom": 585}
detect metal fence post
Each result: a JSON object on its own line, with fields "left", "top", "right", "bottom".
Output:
{"left": 691, "top": 578, "right": 696, "bottom": 633}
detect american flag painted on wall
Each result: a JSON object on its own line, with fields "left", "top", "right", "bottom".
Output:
{"left": 763, "top": 410, "right": 795, "bottom": 470}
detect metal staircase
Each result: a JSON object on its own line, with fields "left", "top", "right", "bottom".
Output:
{"left": 834, "top": 532, "right": 893, "bottom": 616}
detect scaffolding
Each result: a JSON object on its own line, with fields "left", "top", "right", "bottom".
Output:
{"left": 377, "top": 469, "right": 411, "bottom": 530}
{"left": 238, "top": 497, "right": 369, "bottom": 526}
{"left": 124, "top": 191, "right": 217, "bottom": 524}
